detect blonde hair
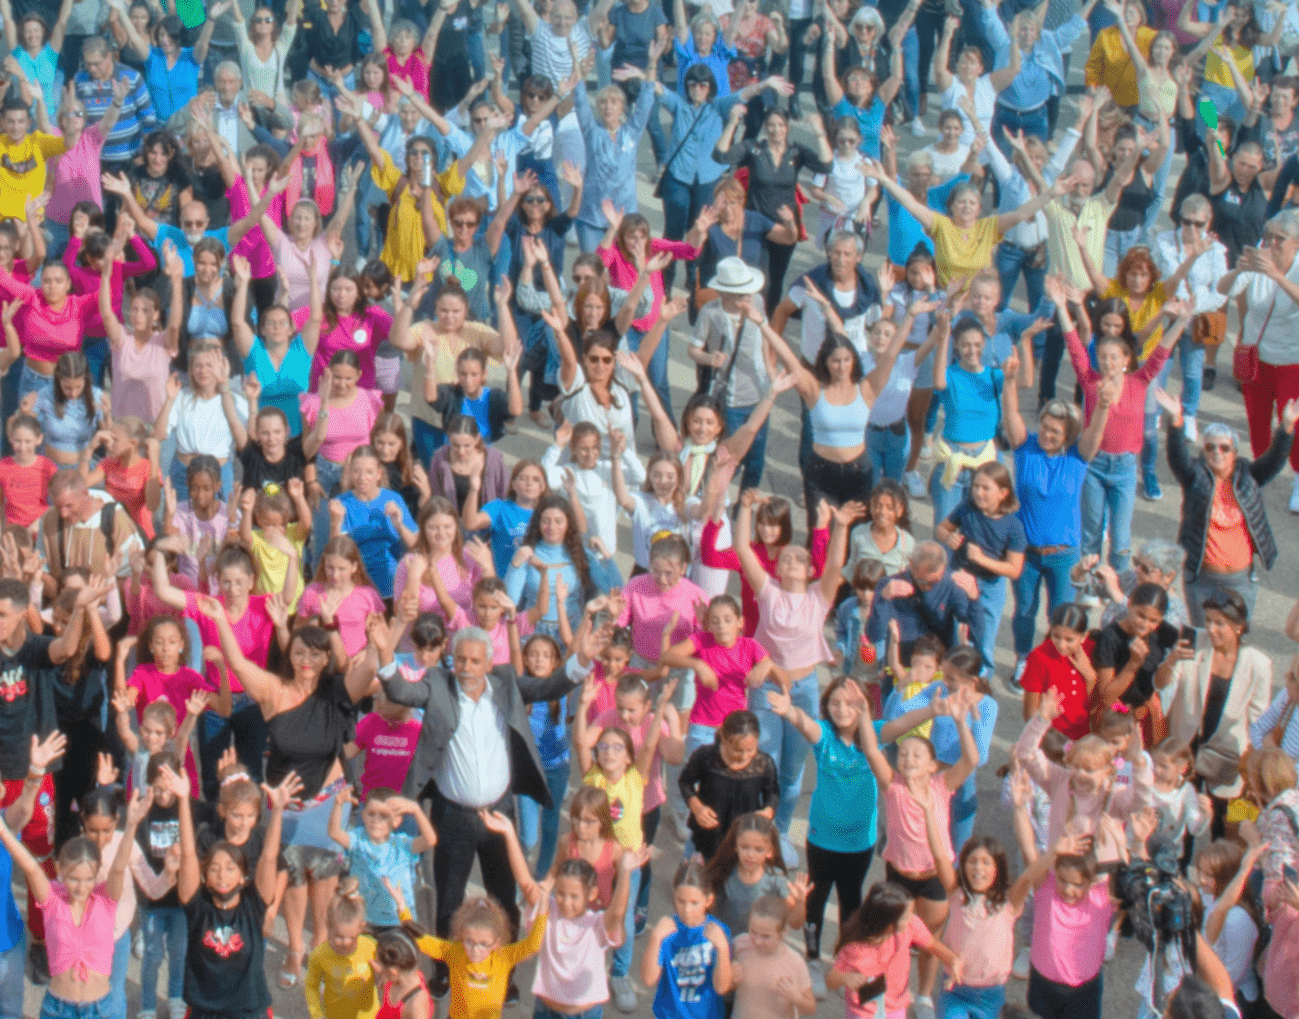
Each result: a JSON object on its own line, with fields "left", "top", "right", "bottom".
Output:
{"left": 450, "top": 895, "right": 511, "bottom": 944}
{"left": 1067, "top": 735, "right": 1117, "bottom": 771}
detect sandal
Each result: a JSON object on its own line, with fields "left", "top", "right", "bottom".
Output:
{"left": 279, "top": 950, "right": 304, "bottom": 988}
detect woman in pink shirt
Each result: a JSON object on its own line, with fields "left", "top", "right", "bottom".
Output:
{"left": 734, "top": 491, "right": 851, "bottom": 837}
{"left": 1047, "top": 275, "right": 1188, "bottom": 574}
{"left": 63, "top": 223, "right": 157, "bottom": 338}
{"left": 45, "top": 85, "right": 127, "bottom": 257}
{"left": 100, "top": 234, "right": 181, "bottom": 423}
{"left": 0, "top": 256, "right": 98, "bottom": 404}
{"left": 393, "top": 496, "right": 489, "bottom": 625}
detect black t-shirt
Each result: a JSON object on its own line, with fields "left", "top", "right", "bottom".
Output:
{"left": 183, "top": 884, "right": 269, "bottom": 1018}
{"left": 137, "top": 798, "right": 217, "bottom": 909}
{"left": 196, "top": 820, "right": 267, "bottom": 872}
{"left": 52, "top": 658, "right": 110, "bottom": 728}
{"left": 1210, "top": 180, "right": 1268, "bottom": 264}
{"left": 187, "top": 163, "right": 231, "bottom": 229}
{"left": 0, "top": 634, "right": 61, "bottom": 776}
{"left": 1093, "top": 620, "right": 1181, "bottom": 708}
{"left": 238, "top": 437, "right": 309, "bottom": 496}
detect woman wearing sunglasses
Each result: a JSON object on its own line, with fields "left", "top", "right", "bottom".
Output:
{"left": 1151, "top": 384, "right": 1299, "bottom": 626}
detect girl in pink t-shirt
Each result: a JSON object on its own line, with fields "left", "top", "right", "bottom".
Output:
{"left": 482, "top": 809, "right": 641, "bottom": 1017}
{"left": 299, "top": 535, "right": 386, "bottom": 658}
{"left": 615, "top": 535, "right": 707, "bottom": 674}
{"left": 394, "top": 496, "right": 487, "bottom": 632}
{"left": 827, "top": 882, "right": 964, "bottom": 1019}
{"left": 300, "top": 351, "right": 385, "bottom": 468}
{"left": 585, "top": 628, "right": 634, "bottom": 725}
{"left": 860, "top": 680, "right": 981, "bottom": 1013}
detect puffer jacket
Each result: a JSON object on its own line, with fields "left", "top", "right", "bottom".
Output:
{"left": 1166, "top": 418, "right": 1292, "bottom": 579}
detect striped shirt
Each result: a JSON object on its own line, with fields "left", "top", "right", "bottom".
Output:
{"left": 529, "top": 19, "right": 591, "bottom": 86}
{"left": 74, "top": 65, "right": 156, "bottom": 166}
{"left": 1249, "top": 690, "right": 1299, "bottom": 761}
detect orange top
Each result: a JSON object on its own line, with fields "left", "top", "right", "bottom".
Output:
{"left": 1202, "top": 481, "right": 1253, "bottom": 573}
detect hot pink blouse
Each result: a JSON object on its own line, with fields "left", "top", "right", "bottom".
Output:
{"left": 39, "top": 882, "right": 117, "bottom": 980}
{"left": 228, "top": 177, "right": 284, "bottom": 281}
{"left": 0, "top": 270, "right": 98, "bottom": 363}
{"left": 598, "top": 239, "right": 699, "bottom": 332}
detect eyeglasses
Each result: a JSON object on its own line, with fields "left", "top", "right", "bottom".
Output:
{"left": 595, "top": 742, "right": 626, "bottom": 753}
{"left": 1204, "top": 441, "right": 1234, "bottom": 453}
{"left": 181, "top": 219, "right": 206, "bottom": 227}
{"left": 521, "top": 195, "right": 548, "bottom": 204}
{"left": 1182, "top": 219, "right": 1209, "bottom": 228}
{"left": 451, "top": 219, "right": 478, "bottom": 228}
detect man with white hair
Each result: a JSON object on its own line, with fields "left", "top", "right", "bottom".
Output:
{"left": 164, "top": 61, "right": 292, "bottom": 156}
{"left": 865, "top": 540, "right": 985, "bottom": 664}
{"left": 72, "top": 35, "right": 155, "bottom": 170}
{"left": 378, "top": 622, "right": 601, "bottom": 1000}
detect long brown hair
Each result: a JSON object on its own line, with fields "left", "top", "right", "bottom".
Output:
{"left": 413, "top": 497, "right": 466, "bottom": 571}
{"left": 705, "top": 813, "right": 785, "bottom": 900}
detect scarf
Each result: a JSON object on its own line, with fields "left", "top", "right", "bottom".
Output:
{"left": 680, "top": 440, "right": 717, "bottom": 498}
{"left": 285, "top": 136, "right": 335, "bottom": 219}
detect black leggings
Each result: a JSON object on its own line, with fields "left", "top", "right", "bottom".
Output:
{"left": 765, "top": 240, "right": 797, "bottom": 315}
{"left": 914, "top": 6, "right": 947, "bottom": 104}
{"left": 1027, "top": 967, "right": 1103, "bottom": 1019}
{"left": 637, "top": 805, "right": 662, "bottom": 913}
{"left": 804, "top": 841, "right": 874, "bottom": 958}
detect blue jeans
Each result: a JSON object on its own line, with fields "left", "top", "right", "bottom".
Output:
{"left": 972, "top": 575, "right": 1006, "bottom": 675}
{"left": 867, "top": 423, "right": 910, "bottom": 482}
{"left": 1105, "top": 225, "right": 1146, "bottom": 276}
{"left": 930, "top": 464, "right": 973, "bottom": 533}
{"left": 991, "top": 103, "right": 1049, "bottom": 158}
{"left": 1081, "top": 451, "right": 1137, "bottom": 571}
{"left": 726, "top": 404, "right": 770, "bottom": 491}
{"left": 139, "top": 905, "right": 187, "bottom": 1012}
{"left": 940, "top": 982, "right": 1007, "bottom": 1019}
{"left": 609, "top": 867, "right": 641, "bottom": 978}
{"left": 0, "top": 936, "right": 23, "bottom": 1019}
{"left": 108, "top": 931, "right": 129, "bottom": 1019}
{"left": 1142, "top": 358, "right": 1175, "bottom": 477}
{"left": 1012, "top": 547, "right": 1079, "bottom": 655}
{"left": 660, "top": 173, "right": 716, "bottom": 295}
{"left": 901, "top": 26, "right": 920, "bottom": 118}
{"left": 995, "top": 241, "right": 1046, "bottom": 314}
{"left": 749, "top": 673, "right": 819, "bottom": 834}
{"left": 39, "top": 994, "right": 113, "bottom": 1019}
{"left": 627, "top": 325, "right": 672, "bottom": 422}
{"left": 645, "top": 90, "right": 667, "bottom": 166}
{"left": 536, "top": 1001, "right": 603, "bottom": 1019}
{"left": 45, "top": 220, "right": 70, "bottom": 261}
{"left": 1145, "top": 137, "right": 1176, "bottom": 234}
{"left": 685, "top": 722, "right": 718, "bottom": 758}
{"left": 167, "top": 454, "right": 233, "bottom": 503}
{"left": 465, "top": 28, "right": 486, "bottom": 79}
{"left": 311, "top": 456, "right": 345, "bottom": 573}
{"left": 517, "top": 761, "right": 570, "bottom": 879}
{"left": 575, "top": 220, "right": 605, "bottom": 254}
{"left": 84, "top": 336, "right": 108, "bottom": 387}
{"left": 950, "top": 772, "right": 979, "bottom": 851}
{"left": 1178, "top": 335, "right": 1206, "bottom": 418}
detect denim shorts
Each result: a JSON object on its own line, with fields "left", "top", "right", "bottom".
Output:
{"left": 39, "top": 992, "right": 114, "bottom": 1019}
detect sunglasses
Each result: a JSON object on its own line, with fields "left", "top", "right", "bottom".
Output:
{"left": 1204, "top": 441, "right": 1234, "bottom": 453}
{"left": 451, "top": 219, "right": 478, "bottom": 228}
{"left": 253, "top": 15, "right": 274, "bottom": 21}
{"left": 181, "top": 219, "right": 206, "bottom": 227}
{"left": 521, "top": 195, "right": 549, "bottom": 204}
{"left": 1183, "top": 219, "right": 1209, "bottom": 228}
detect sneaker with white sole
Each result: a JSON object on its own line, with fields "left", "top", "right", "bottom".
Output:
{"left": 1012, "top": 946, "right": 1031, "bottom": 980}
{"left": 610, "top": 975, "right": 637, "bottom": 1013}
{"left": 920, "top": 436, "right": 934, "bottom": 459}
{"left": 910, "top": 118, "right": 926, "bottom": 137}
{"left": 1006, "top": 655, "right": 1027, "bottom": 695}
{"left": 808, "top": 959, "right": 828, "bottom": 1000}
{"left": 169, "top": 998, "right": 188, "bottom": 1018}
{"left": 1291, "top": 476, "right": 1299, "bottom": 514}
{"left": 905, "top": 470, "right": 927, "bottom": 499}
{"left": 1184, "top": 415, "right": 1198, "bottom": 442}
{"left": 914, "top": 994, "right": 936, "bottom": 1019}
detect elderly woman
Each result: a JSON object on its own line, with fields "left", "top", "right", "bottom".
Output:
{"left": 866, "top": 160, "right": 1072, "bottom": 285}
{"left": 571, "top": 42, "right": 662, "bottom": 253}
{"left": 1087, "top": 538, "right": 1191, "bottom": 630}
{"left": 1152, "top": 386, "right": 1297, "bottom": 623}
{"left": 934, "top": 15, "right": 1019, "bottom": 148}
{"left": 231, "top": 0, "right": 303, "bottom": 102}
{"left": 1222, "top": 209, "right": 1299, "bottom": 512}
{"left": 1153, "top": 194, "right": 1229, "bottom": 444}
{"left": 1160, "top": 588, "right": 1271, "bottom": 837}
{"left": 696, "top": 175, "right": 798, "bottom": 306}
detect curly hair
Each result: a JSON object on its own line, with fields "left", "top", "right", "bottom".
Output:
{"left": 519, "top": 493, "right": 592, "bottom": 599}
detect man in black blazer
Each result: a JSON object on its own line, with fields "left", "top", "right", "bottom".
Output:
{"left": 379, "top": 623, "right": 597, "bottom": 997}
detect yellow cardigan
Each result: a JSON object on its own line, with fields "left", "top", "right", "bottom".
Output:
{"left": 1085, "top": 24, "right": 1156, "bottom": 108}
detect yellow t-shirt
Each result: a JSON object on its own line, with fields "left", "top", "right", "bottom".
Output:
{"left": 584, "top": 766, "right": 646, "bottom": 850}
{"left": 929, "top": 214, "right": 1002, "bottom": 286}
{"left": 0, "top": 132, "right": 64, "bottom": 219}
{"left": 304, "top": 935, "right": 379, "bottom": 1019}
{"left": 372, "top": 150, "right": 449, "bottom": 283}
{"left": 250, "top": 521, "right": 309, "bottom": 611}
{"left": 416, "top": 917, "right": 546, "bottom": 1019}
{"left": 899, "top": 680, "right": 934, "bottom": 740}
{"left": 1205, "top": 44, "right": 1253, "bottom": 89}
{"left": 1103, "top": 279, "right": 1168, "bottom": 358}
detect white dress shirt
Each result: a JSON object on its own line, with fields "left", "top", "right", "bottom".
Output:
{"left": 437, "top": 678, "right": 512, "bottom": 808}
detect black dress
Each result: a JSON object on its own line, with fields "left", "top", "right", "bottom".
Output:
{"left": 264, "top": 671, "right": 355, "bottom": 800}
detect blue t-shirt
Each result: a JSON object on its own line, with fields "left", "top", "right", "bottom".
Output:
{"left": 244, "top": 336, "right": 311, "bottom": 437}
{"left": 339, "top": 489, "right": 416, "bottom": 598}
{"left": 1014, "top": 435, "right": 1089, "bottom": 548}
{"left": 459, "top": 390, "right": 492, "bottom": 438}
{"left": 808, "top": 719, "right": 882, "bottom": 854}
{"left": 884, "top": 174, "right": 969, "bottom": 264}
{"left": 143, "top": 46, "right": 201, "bottom": 121}
{"left": 944, "top": 499, "right": 1027, "bottom": 581}
{"left": 832, "top": 96, "right": 885, "bottom": 159}
{"left": 482, "top": 499, "right": 532, "bottom": 576}
{"left": 0, "top": 845, "right": 23, "bottom": 952}
{"left": 937, "top": 365, "right": 1002, "bottom": 443}
{"left": 153, "top": 224, "right": 230, "bottom": 277}
{"left": 527, "top": 695, "right": 570, "bottom": 770}
{"left": 344, "top": 829, "right": 417, "bottom": 927}
{"left": 652, "top": 915, "right": 731, "bottom": 1019}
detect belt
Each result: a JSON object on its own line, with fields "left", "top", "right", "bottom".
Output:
{"left": 996, "top": 101, "right": 1047, "bottom": 115}
{"left": 999, "top": 238, "right": 1046, "bottom": 253}
{"left": 869, "top": 419, "right": 908, "bottom": 435}
{"left": 1026, "top": 543, "right": 1072, "bottom": 556}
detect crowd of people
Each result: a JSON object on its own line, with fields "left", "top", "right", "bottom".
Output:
{"left": 0, "top": 0, "right": 1296, "bottom": 1018}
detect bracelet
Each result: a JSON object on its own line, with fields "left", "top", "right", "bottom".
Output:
{"left": 27, "top": 767, "right": 44, "bottom": 778}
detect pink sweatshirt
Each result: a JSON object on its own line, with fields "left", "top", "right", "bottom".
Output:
{"left": 599, "top": 238, "right": 699, "bottom": 332}
{"left": 0, "top": 268, "right": 99, "bottom": 364}
{"left": 615, "top": 572, "right": 707, "bottom": 664}
{"left": 63, "top": 235, "right": 158, "bottom": 337}
{"left": 1014, "top": 715, "right": 1152, "bottom": 851}
{"left": 1065, "top": 330, "right": 1169, "bottom": 456}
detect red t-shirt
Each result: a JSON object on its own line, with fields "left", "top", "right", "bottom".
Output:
{"left": 183, "top": 592, "right": 275, "bottom": 694}
{"left": 0, "top": 456, "right": 58, "bottom": 527}
{"left": 103, "top": 456, "right": 154, "bottom": 539}
{"left": 1021, "top": 636, "right": 1096, "bottom": 740}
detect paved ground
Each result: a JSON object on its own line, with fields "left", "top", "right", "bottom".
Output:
{"left": 17, "top": 28, "right": 1299, "bottom": 1019}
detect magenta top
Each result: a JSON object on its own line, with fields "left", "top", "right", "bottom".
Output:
{"left": 598, "top": 238, "right": 699, "bottom": 332}
{"left": 63, "top": 235, "right": 158, "bottom": 337}
{"left": 0, "top": 269, "right": 99, "bottom": 364}
{"left": 228, "top": 177, "right": 284, "bottom": 281}
{"left": 1066, "top": 330, "right": 1170, "bottom": 456}
{"left": 294, "top": 305, "right": 394, "bottom": 390}
{"left": 39, "top": 881, "right": 117, "bottom": 981}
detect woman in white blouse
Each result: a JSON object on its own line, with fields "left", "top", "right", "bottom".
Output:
{"left": 933, "top": 13, "right": 1020, "bottom": 147}
{"left": 231, "top": 0, "right": 303, "bottom": 103}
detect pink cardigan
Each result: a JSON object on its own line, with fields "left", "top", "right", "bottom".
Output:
{"left": 1066, "top": 329, "right": 1169, "bottom": 456}
{"left": 599, "top": 238, "right": 699, "bottom": 332}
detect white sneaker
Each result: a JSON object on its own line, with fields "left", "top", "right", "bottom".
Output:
{"left": 914, "top": 995, "right": 936, "bottom": 1019}
{"left": 905, "top": 470, "right": 927, "bottom": 499}
{"left": 920, "top": 435, "right": 934, "bottom": 459}
{"left": 1105, "top": 925, "right": 1119, "bottom": 961}
{"left": 610, "top": 975, "right": 637, "bottom": 1013}
{"left": 1291, "top": 476, "right": 1299, "bottom": 514}
{"left": 168, "top": 999, "right": 187, "bottom": 1019}
{"left": 1183, "top": 415, "right": 1198, "bottom": 442}
{"left": 808, "top": 959, "right": 828, "bottom": 1000}
{"left": 1012, "top": 946, "right": 1031, "bottom": 980}
{"left": 666, "top": 811, "right": 691, "bottom": 843}
{"left": 910, "top": 118, "right": 926, "bottom": 137}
